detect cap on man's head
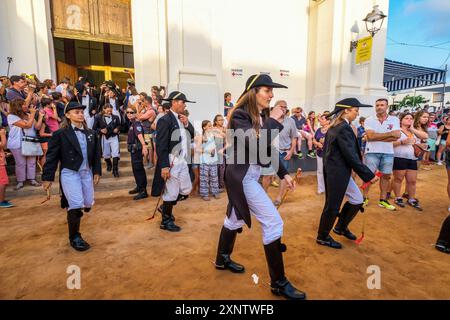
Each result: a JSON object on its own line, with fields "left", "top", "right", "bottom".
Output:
{"left": 10, "top": 75, "right": 25, "bottom": 84}
{"left": 64, "top": 101, "right": 86, "bottom": 114}
{"left": 162, "top": 91, "right": 196, "bottom": 103}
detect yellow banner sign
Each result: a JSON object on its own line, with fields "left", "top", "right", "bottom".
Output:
{"left": 356, "top": 36, "right": 373, "bottom": 65}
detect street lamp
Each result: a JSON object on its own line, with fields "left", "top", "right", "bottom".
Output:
{"left": 350, "top": 5, "right": 387, "bottom": 52}
{"left": 363, "top": 5, "right": 387, "bottom": 37}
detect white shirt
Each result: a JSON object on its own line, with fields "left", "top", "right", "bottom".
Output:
{"left": 200, "top": 135, "right": 218, "bottom": 165}
{"left": 170, "top": 110, "right": 188, "bottom": 164}
{"left": 394, "top": 131, "right": 420, "bottom": 160}
{"left": 128, "top": 95, "right": 139, "bottom": 106}
{"left": 364, "top": 115, "right": 400, "bottom": 154}
{"left": 110, "top": 98, "right": 117, "bottom": 112}
{"left": 7, "top": 114, "right": 37, "bottom": 150}
{"left": 82, "top": 94, "right": 91, "bottom": 118}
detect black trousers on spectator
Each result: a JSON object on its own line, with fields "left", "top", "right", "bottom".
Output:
{"left": 437, "top": 215, "right": 450, "bottom": 245}
{"left": 131, "top": 151, "right": 147, "bottom": 191}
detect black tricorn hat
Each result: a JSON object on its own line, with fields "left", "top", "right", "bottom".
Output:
{"left": 327, "top": 98, "right": 372, "bottom": 118}
{"left": 237, "top": 74, "right": 287, "bottom": 102}
{"left": 245, "top": 74, "right": 287, "bottom": 91}
{"left": 64, "top": 101, "right": 86, "bottom": 114}
{"left": 162, "top": 91, "right": 196, "bottom": 103}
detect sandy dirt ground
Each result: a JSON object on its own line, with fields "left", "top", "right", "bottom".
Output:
{"left": 0, "top": 166, "right": 449, "bottom": 300}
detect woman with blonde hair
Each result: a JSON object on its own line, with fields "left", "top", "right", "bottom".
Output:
{"left": 317, "top": 98, "right": 377, "bottom": 249}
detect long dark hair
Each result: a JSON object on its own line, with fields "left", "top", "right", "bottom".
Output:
{"left": 202, "top": 120, "right": 211, "bottom": 136}
{"left": 213, "top": 114, "right": 223, "bottom": 127}
{"left": 413, "top": 110, "right": 428, "bottom": 132}
{"left": 227, "top": 87, "right": 261, "bottom": 132}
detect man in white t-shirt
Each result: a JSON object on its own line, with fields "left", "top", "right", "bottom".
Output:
{"left": 363, "top": 98, "right": 401, "bottom": 211}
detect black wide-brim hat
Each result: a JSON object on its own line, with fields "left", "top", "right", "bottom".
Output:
{"left": 162, "top": 91, "right": 196, "bottom": 103}
{"left": 237, "top": 74, "right": 287, "bottom": 102}
{"left": 327, "top": 98, "right": 372, "bottom": 118}
{"left": 64, "top": 101, "right": 86, "bottom": 114}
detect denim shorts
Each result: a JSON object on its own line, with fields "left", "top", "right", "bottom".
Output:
{"left": 279, "top": 152, "right": 291, "bottom": 172}
{"left": 364, "top": 153, "right": 394, "bottom": 174}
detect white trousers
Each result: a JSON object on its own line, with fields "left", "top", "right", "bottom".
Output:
{"left": 316, "top": 156, "right": 325, "bottom": 194}
{"left": 61, "top": 168, "right": 95, "bottom": 210}
{"left": 162, "top": 159, "right": 192, "bottom": 202}
{"left": 102, "top": 136, "right": 120, "bottom": 159}
{"left": 345, "top": 177, "right": 364, "bottom": 205}
{"left": 224, "top": 165, "right": 284, "bottom": 245}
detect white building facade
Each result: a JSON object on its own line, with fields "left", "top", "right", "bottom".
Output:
{"left": 0, "top": 0, "right": 390, "bottom": 123}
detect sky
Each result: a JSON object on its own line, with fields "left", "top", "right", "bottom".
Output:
{"left": 386, "top": 0, "right": 450, "bottom": 75}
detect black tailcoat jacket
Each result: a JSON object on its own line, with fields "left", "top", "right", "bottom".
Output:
{"left": 151, "top": 111, "right": 195, "bottom": 197}
{"left": 322, "top": 120, "right": 374, "bottom": 213}
{"left": 42, "top": 125, "right": 102, "bottom": 208}
{"left": 77, "top": 92, "right": 99, "bottom": 117}
{"left": 225, "top": 107, "right": 288, "bottom": 228}
{"left": 92, "top": 114, "right": 121, "bottom": 139}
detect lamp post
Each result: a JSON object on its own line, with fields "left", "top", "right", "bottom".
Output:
{"left": 350, "top": 5, "right": 387, "bottom": 52}
{"left": 363, "top": 5, "right": 387, "bottom": 37}
{"left": 6, "top": 57, "right": 13, "bottom": 77}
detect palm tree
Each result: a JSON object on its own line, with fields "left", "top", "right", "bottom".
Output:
{"left": 397, "top": 95, "right": 429, "bottom": 110}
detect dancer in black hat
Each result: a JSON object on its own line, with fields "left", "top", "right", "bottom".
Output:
{"left": 151, "top": 91, "right": 195, "bottom": 232}
{"left": 93, "top": 104, "right": 121, "bottom": 178}
{"left": 316, "top": 98, "right": 379, "bottom": 249}
{"left": 214, "top": 74, "right": 306, "bottom": 300}
{"left": 42, "top": 102, "right": 102, "bottom": 251}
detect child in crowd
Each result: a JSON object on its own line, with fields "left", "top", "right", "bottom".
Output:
{"left": 196, "top": 120, "right": 220, "bottom": 201}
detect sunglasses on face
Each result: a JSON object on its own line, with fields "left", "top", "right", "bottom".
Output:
{"left": 126, "top": 111, "right": 135, "bottom": 114}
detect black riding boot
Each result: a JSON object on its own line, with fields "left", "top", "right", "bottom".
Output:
{"left": 160, "top": 202, "right": 181, "bottom": 232}
{"left": 105, "top": 158, "right": 112, "bottom": 172}
{"left": 436, "top": 215, "right": 450, "bottom": 254}
{"left": 215, "top": 227, "right": 245, "bottom": 273}
{"left": 264, "top": 239, "right": 306, "bottom": 300}
{"left": 67, "top": 209, "right": 90, "bottom": 251}
{"left": 112, "top": 157, "right": 120, "bottom": 178}
{"left": 333, "top": 202, "right": 363, "bottom": 241}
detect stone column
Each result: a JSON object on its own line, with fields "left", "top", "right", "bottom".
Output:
{"left": 131, "top": 0, "right": 167, "bottom": 92}
{"left": 0, "top": 0, "right": 55, "bottom": 80}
